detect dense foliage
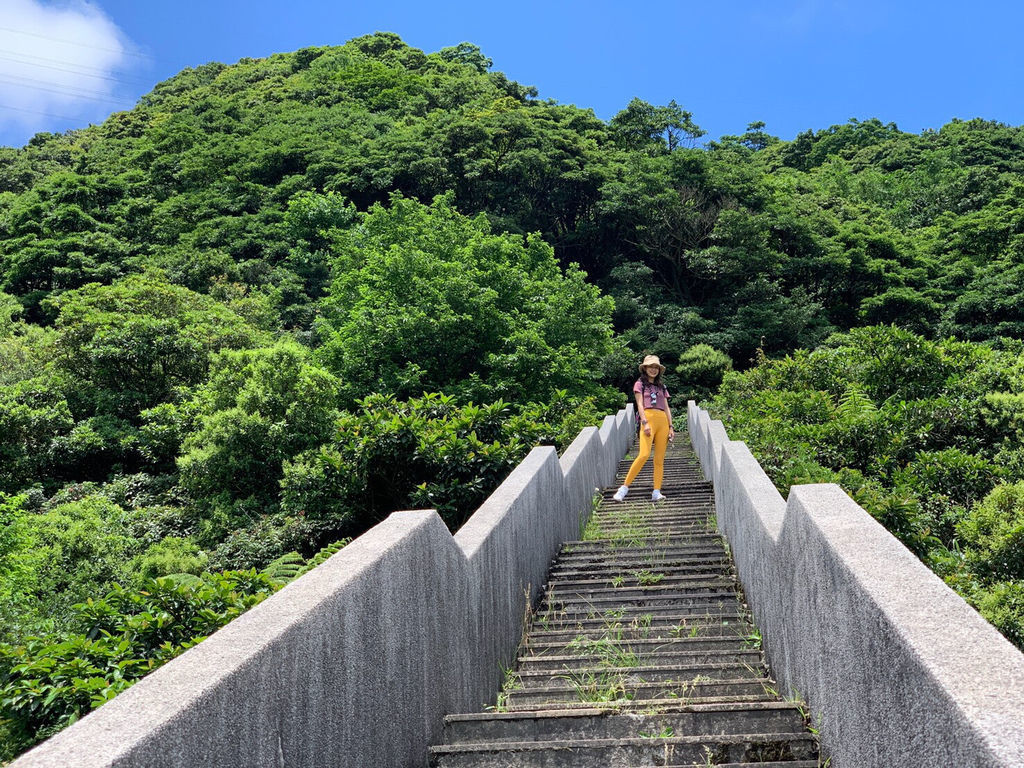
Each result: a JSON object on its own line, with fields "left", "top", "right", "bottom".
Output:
{"left": 1, "top": 29, "right": 1024, "bottom": 757}
{"left": 0, "top": 543, "right": 347, "bottom": 758}
{"left": 710, "top": 326, "right": 1024, "bottom": 649}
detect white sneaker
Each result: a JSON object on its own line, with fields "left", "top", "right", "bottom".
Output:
{"left": 651, "top": 490, "right": 664, "bottom": 502}
{"left": 613, "top": 485, "right": 629, "bottom": 502}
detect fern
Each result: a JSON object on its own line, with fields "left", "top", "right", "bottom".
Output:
{"left": 296, "top": 540, "right": 351, "bottom": 578}
{"left": 836, "top": 387, "right": 876, "bottom": 420}
{"left": 261, "top": 552, "right": 305, "bottom": 586}
{"left": 258, "top": 540, "right": 353, "bottom": 586}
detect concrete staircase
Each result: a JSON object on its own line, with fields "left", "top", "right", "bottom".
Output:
{"left": 429, "top": 439, "right": 821, "bottom": 767}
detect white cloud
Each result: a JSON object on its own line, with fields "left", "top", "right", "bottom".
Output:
{"left": 0, "top": 0, "right": 138, "bottom": 144}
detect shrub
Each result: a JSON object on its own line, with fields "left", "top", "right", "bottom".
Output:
{"left": 672, "top": 344, "right": 732, "bottom": 403}
{"left": 968, "top": 581, "right": 1024, "bottom": 649}
{"left": 0, "top": 571, "right": 278, "bottom": 757}
{"left": 315, "top": 194, "right": 616, "bottom": 407}
{"left": 2, "top": 495, "right": 139, "bottom": 629}
{"left": 710, "top": 326, "right": 1023, "bottom": 647}
{"left": 958, "top": 482, "right": 1024, "bottom": 581}
{"left": 133, "top": 537, "right": 209, "bottom": 580}
{"left": 176, "top": 341, "right": 342, "bottom": 542}
{"left": 282, "top": 391, "right": 605, "bottom": 540}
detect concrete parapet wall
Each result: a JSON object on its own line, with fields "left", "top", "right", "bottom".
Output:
{"left": 688, "top": 400, "right": 1024, "bottom": 767}
{"left": 11, "top": 406, "right": 635, "bottom": 768}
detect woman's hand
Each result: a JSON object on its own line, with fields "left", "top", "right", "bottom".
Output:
{"left": 643, "top": 422, "right": 652, "bottom": 436}
{"left": 668, "top": 426, "right": 675, "bottom": 441}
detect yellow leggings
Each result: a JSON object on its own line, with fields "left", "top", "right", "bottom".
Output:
{"left": 624, "top": 408, "right": 670, "bottom": 489}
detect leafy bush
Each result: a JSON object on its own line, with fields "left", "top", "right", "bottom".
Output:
{"left": 315, "top": 194, "right": 617, "bottom": 407}
{"left": 710, "top": 325, "right": 1024, "bottom": 647}
{"left": 0, "top": 571, "right": 278, "bottom": 759}
{"left": 894, "top": 448, "right": 999, "bottom": 544}
{"left": 132, "top": 537, "right": 209, "bottom": 581}
{"left": 176, "top": 340, "right": 342, "bottom": 541}
{"left": 45, "top": 273, "right": 267, "bottom": 420}
{"left": 968, "top": 581, "right": 1024, "bottom": 649}
{"left": 0, "top": 378, "right": 73, "bottom": 494}
{"left": 282, "top": 391, "right": 607, "bottom": 540}
{"left": 0, "top": 495, "right": 139, "bottom": 640}
{"left": 958, "top": 482, "right": 1024, "bottom": 581}
{"left": 672, "top": 344, "right": 733, "bottom": 402}
{"left": 0, "top": 535, "right": 347, "bottom": 759}
{"left": 208, "top": 515, "right": 314, "bottom": 571}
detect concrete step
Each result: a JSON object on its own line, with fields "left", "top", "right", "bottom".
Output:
{"left": 562, "top": 541, "right": 724, "bottom": 553}
{"left": 548, "top": 563, "right": 734, "bottom": 583}
{"left": 541, "top": 591, "right": 744, "bottom": 614}
{"left": 585, "top": 523, "right": 715, "bottom": 535}
{"left": 597, "top": 488, "right": 713, "bottom": 501}
{"left": 545, "top": 579, "right": 739, "bottom": 600}
{"left": 527, "top": 612, "right": 753, "bottom": 638}
{"left": 532, "top": 605, "right": 752, "bottom": 627}
{"left": 558, "top": 542, "right": 725, "bottom": 559}
{"left": 613, "top": 765, "right": 816, "bottom": 768}
{"left": 534, "top": 605, "right": 743, "bottom": 625}
{"left": 503, "top": 677, "right": 774, "bottom": 707}
{"left": 599, "top": 482, "right": 711, "bottom": 492}
{"left": 598, "top": 499, "right": 712, "bottom": 511}
{"left": 588, "top": 516, "right": 715, "bottom": 524}
{"left": 547, "top": 572, "right": 735, "bottom": 591}
{"left": 607, "top": 478, "right": 709, "bottom": 491}
{"left": 550, "top": 554, "right": 730, "bottom": 573}
{"left": 564, "top": 533, "right": 722, "bottom": 548}
{"left": 588, "top": 512, "right": 715, "bottom": 524}
{"left": 513, "top": 661, "right": 768, "bottom": 691}
{"left": 430, "top": 731, "right": 817, "bottom": 766}
{"left": 503, "top": 693, "right": 779, "bottom": 713}
{"left": 552, "top": 552, "right": 729, "bottom": 571}
{"left": 581, "top": 526, "right": 718, "bottom": 539}
{"left": 525, "top": 634, "right": 754, "bottom": 656}
{"left": 442, "top": 703, "right": 808, "bottom": 743}
{"left": 518, "top": 648, "right": 764, "bottom": 672}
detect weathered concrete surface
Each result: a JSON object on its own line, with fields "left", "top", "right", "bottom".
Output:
{"left": 10, "top": 405, "right": 636, "bottom": 768}
{"left": 561, "top": 408, "right": 634, "bottom": 536}
{"left": 688, "top": 400, "right": 1024, "bottom": 767}
{"left": 455, "top": 445, "right": 568, "bottom": 707}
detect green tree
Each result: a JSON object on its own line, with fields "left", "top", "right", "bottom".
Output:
{"left": 316, "top": 193, "right": 617, "bottom": 407}
{"left": 47, "top": 273, "right": 265, "bottom": 420}
{"left": 177, "top": 340, "right": 342, "bottom": 540}
{"left": 610, "top": 98, "right": 705, "bottom": 153}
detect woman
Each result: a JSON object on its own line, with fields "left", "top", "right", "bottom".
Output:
{"left": 613, "top": 354, "right": 674, "bottom": 502}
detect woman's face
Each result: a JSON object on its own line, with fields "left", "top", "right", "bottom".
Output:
{"left": 645, "top": 365, "right": 660, "bottom": 378}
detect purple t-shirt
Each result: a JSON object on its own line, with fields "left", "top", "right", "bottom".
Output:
{"left": 634, "top": 379, "right": 669, "bottom": 411}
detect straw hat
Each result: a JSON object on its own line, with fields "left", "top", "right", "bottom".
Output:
{"left": 638, "top": 355, "right": 666, "bottom": 373}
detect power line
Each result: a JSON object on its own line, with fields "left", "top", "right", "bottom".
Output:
{"left": 0, "top": 75, "right": 133, "bottom": 106}
{"left": 0, "top": 71, "right": 99, "bottom": 92}
{"left": 0, "top": 51, "right": 153, "bottom": 87}
{"left": 0, "top": 23, "right": 151, "bottom": 61}
{"left": 0, "top": 102, "right": 93, "bottom": 122}
{"left": 0, "top": 67, "right": 140, "bottom": 101}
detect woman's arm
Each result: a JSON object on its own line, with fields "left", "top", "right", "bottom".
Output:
{"left": 634, "top": 391, "right": 651, "bottom": 436}
{"left": 665, "top": 399, "right": 675, "bottom": 439}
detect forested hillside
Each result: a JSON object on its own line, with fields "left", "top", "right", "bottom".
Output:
{"left": 1, "top": 31, "right": 1023, "bottom": 758}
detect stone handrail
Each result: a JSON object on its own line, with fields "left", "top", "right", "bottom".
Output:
{"left": 10, "top": 406, "right": 636, "bottom": 768}
{"left": 688, "top": 400, "right": 1024, "bottom": 767}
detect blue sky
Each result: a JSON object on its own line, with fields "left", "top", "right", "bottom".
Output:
{"left": 1, "top": 0, "right": 1022, "bottom": 148}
